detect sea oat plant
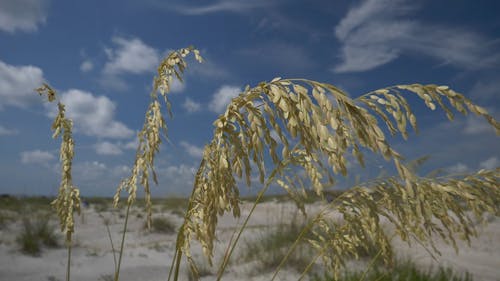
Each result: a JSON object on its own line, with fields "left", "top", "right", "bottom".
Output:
{"left": 172, "top": 77, "right": 499, "bottom": 280}
{"left": 37, "top": 84, "right": 81, "bottom": 281}
{"left": 37, "top": 46, "right": 499, "bottom": 281}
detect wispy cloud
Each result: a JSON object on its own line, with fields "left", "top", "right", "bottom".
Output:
{"left": 446, "top": 156, "right": 498, "bottom": 174}
{"left": 208, "top": 85, "right": 241, "bottom": 113}
{"left": 390, "top": 112, "right": 499, "bottom": 179}
{"left": 333, "top": 0, "right": 500, "bottom": 73}
{"left": 0, "top": 60, "right": 45, "bottom": 109}
{"left": 470, "top": 78, "right": 500, "bottom": 101}
{"left": 100, "top": 36, "right": 161, "bottom": 90}
{"left": 182, "top": 97, "right": 202, "bottom": 113}
{"left": 159, "top": 163, "right": 197, "bottom": 192}
{"left": 20, "top": 149, "right": 55, "bottom": 165}
{"left": 463, "top": 115, "right": 496, "bottom": 135}
{"left": 167, "top": 0, "right": 273, "bottom": 15}
{"left": 46, "top": 89, "right": 134, "bottom": 139}
{"left": 103, "top": 36, "right": 159, "bottom": 75}
{"left": 122, "top": 135, "right": 139, "bottom": 150}
{"left": 48, "top": 161, "right": 131, "bottom": 196}
{"left": 0, "top": 125, "right": 18, "bottom": 136}
{"left": 94, "top": 141, "right": 123, "bottom": 155}
{"left": 446, "top": 162, "right": 469, "bottom": 174}
{"left": 100, "top": 36, "right": 188, "bottom": 93}
{"left": 71, "top": 161, "right": 108, "bottom": 186}
{"left": 480, "top": 157, "right": 499, "bottom": 170}
{"left": 188, "top": 58, "right": 230, "bottom": 80}
{"left": 80, "top": 60, "right": 93, "bottom": 72}
{"left": 0, "top": 0, "right": 49, "bottom": 33}
{"left": 179, "top": 141, "right": 204, "bottom": 158}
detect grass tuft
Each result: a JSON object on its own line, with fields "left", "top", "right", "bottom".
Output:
{"left": 16, "top": 216, "right": 59, "bottom": 256}
{"left": 241, "top": 214, "right": 314, "bottom": 273}
{"left": 146, "top": 216, "right": 176, "bottom": 234}
{"left": 312, "top": 259, "right": 474, "bottom": 281}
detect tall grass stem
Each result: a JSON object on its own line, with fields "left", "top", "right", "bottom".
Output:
{"left": 66, "top": 238, "right": 72, "bottom": 281}
{"left": 216, "top": 159, "right": 290, "bottom": 280}
{"left": 114, "top": 202, "right": 131, "bottom": 281}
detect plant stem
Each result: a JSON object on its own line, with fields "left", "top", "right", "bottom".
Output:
{"left": 216, "top": 158, "right": 289, "bottom": 280}
{"left": 114, "top": 202, "right": 131, "bottom": 281}
{"left": 298, "top": 250, "right": 322, "bottom": 281}
{"left": 270, "top": 218, "right": 314, "bottom": 280}
{"left": 359, "top": 249, "right": 382, "bottom": 281}
{"left": 167, "top": 248, "right": 178, "bottom": 281}
{"left": 270, "top": 190, "right": 351, "bottom": 281}
{"left": 216, "top": 183, "right": 269, "bottom": 280}
{"left": 173, "top": 248, "right": 182, "bottom": 281}
{"left": 107, "top": 222, "right": 117, "bottom": 272}
{"left": 98, "top": 211, "right": 117, "bottom": 272}
{"left": 218, "top": 218, "right": 240, "bottom": 276}
{"left": 66, "top": 237, "right": 72, "bottom": 281}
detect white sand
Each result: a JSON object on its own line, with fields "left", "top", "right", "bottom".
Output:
{"left": 0, "top": 201, "right": 499, "bottom": 281}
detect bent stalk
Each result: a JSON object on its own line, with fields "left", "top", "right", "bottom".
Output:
{"left": 114, "top": 202, "right": 131, "bottom": 281}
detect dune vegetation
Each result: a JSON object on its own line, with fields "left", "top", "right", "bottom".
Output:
{"left": 32, "top": 47, "right": 499, "bottom": 281}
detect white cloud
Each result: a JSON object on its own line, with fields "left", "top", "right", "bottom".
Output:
{"left": 0, "top": 60, "right": 45, "bottom": 109}
{"left": 169, "top": 78, "right": 186, "bottom": 93}
{"left": 209, "top": 85, "right": 241, "bottom": 113}
{"left": 189, "top": 58, "right": 229, "bottom": 79}
{"left": 103, "top": 36, "right": 159, "bottom": 75}
{"left": 463, "top": 116, "right": 495, "bottom": 135}
{"left": 100, "top": 36, "right": 187, "bottom": 92}
{"left": 20, "top": 149, "right": 55, "bottom": 165}
{"left": 470, "top": 79, "right": 500, "bottom": 101}
{"left": 94, "top": 141, "right": 123, "bottom": 155}
{"left": 479, "top": 157, "right": 499, "bottom": 170}
{"left": 169, "top": 0, "right": 272, "bottom": 15}
{"left": 0, "top": 0, "right": 48, "bottom": 33}
{"left": 123, "top": 135, "right": 139, "bottom": 150}
{"left": 73, "top": 161, "right": 107, "bottom": 182}
{"left": 446, "top": 162, "right": 468, "bottom": 174}
{"left": 80, "top": 60, "right": 93, "bottom": 72}
{"left": 46, "top": 89, "right": 134, "bottom": 139}
{"left": 179, "top": 141, "right": 204, "bottom": 158}
{"left": 0, "top": 125, "right": 18, "bottom": 136}
{"left": 161, "top": 164, "right": 197, "bottom": 190}
{"left": 182, "top": 97, "right": 202, "bottom": 113}
{"left": 333, "top": 0, "right": 499, "bottom": 73}
{"left": 99, "top": 75, "right": 128, "bottom": 91}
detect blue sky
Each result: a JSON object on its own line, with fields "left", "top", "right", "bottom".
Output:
{"left": 0, "top": 0, "right": 499, "bottom": 197}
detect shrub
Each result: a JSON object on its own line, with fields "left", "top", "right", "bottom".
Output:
{"left": 0, "top": 212, "right": 8, "bottom": 229}
{"left": 147, "top": 216, "right": 176, "bottom": 234}
{"left": 241, "top": 217, "right": 314, "bottom": 273}
{"left": 312, "top": 260, "right": 473, "bottom": 281}
{"left": 16, "top": 216, "right": 59, "bottom": 256}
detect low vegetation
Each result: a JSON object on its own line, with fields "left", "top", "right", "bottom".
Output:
{"left": 313, "top": 260, "right": 473, "bottom": 281}
{"left": 16, "top": 216, "right": 59, "bottom": 256}
{"left": 241, "top": 212, "right": 313, "bottom": 273}
{"left": 147, "top": 216, "right": 176, "bottom": 234}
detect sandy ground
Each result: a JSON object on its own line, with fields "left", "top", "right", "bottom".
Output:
{"left": 0, "top": 201, "right": 499, "bottom": 281}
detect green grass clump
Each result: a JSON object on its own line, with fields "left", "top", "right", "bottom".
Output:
{"left": 0, "top": 196, "right": 53, "bottom": 213}
{"left": 147, "top": 216, "right": 176, "bottom": 234}
{"left": 312, "top": 260, "right": 473, "bottom": 281}
{"left": 241, "top": 215, "right": 313, "bottom": 272}
{"left": 0, "top": 212, "right": 8, "bottom": 229}
{"left": 156, "top": 197, "right": 189, "bottom": 216}
{"left": 16, "top": 216, "right": 59, "bottom": 256}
